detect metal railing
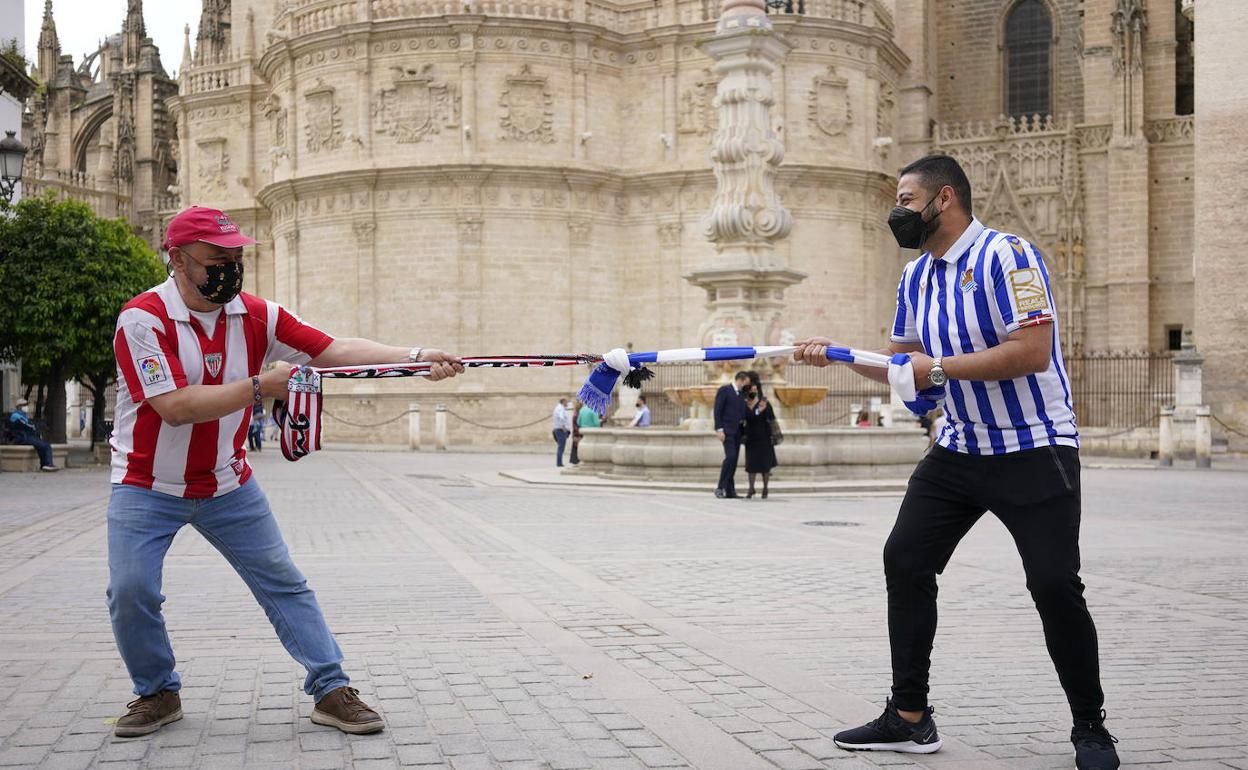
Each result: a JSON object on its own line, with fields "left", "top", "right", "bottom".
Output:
{"left": 633, "top": 354, "right": 1175, "bottom": 430}
{"left": 1065, "top": 353, "right": 1173, "bottom": 429}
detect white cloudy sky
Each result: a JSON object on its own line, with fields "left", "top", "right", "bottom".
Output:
{"left": 21, "top": 0, "right": 198, "bottom": 77}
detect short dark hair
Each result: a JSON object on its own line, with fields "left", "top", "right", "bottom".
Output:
{"left": 899, "top": 154, "right": 973, "bottom": 215}
{"left": 734, "top": 371, "right": 750, "bottom": 382}
{"left": 637, "top": 395, "right": 646, "bottom": 404}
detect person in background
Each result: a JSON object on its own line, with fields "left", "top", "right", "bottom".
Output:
{"left": 569, "top": 400, "right": 584, "bottom": 465}
{"left": 630, "top": 396, "right": 651, "bottom": 427}
{"left": 713, "top": 372, "right": 751, "bottom": 498}
{"left": 857, "top": 408, "right": 873, "bottom": 427}
{"left": 248, "top": 401, "right": 266, "bottom": 451}
{"left": 552, "top": 397, "right": 572, "bottom": 467}
{"left": 742, "top": 385, "right": 777, "bottom": 498}
{"left": 577, "top": 400, "right": 602, "bottom": 431}
{"left": 7, "top": 398, "right": 59, "bottom": 472}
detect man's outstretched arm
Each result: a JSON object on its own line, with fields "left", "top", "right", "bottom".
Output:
{"left": 310, "top": 339, "right": 465, "bottom": 380}
{"left": 793, "top": 339, "right": 924, "bottom": 385}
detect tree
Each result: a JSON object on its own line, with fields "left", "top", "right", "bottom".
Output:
{"left": 0, "top": 195, "right": 165, "bottom": 445}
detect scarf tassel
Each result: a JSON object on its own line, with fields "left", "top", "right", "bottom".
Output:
{"left": 577, "top": 362, "right": 619, "bottom": 417}
{"left": 621, "top": 366, "right": 654, "bottom": 390}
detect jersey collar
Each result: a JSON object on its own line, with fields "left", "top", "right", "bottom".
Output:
{"left": 157, "top": 276, "right": 248, "bottom": 321}
{"left": 929, "top": 217, "right": 985, "bottom": 263}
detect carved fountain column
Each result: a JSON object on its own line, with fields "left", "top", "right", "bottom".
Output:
{"left": 685, "top": 0, "right": 808, "bottom": 422}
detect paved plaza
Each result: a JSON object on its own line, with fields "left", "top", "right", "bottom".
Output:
{"left": 0, "top": 450, "right": 1245, "bottom": 770}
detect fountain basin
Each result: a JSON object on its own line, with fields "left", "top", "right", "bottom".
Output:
{"left": 773, "top": 386, "right": 831, "bottom": 407}
{"left": 572, "top": 425, "right": 927, "bottom": 481}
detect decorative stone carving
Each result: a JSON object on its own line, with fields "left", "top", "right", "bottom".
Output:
{"left": 304, "top": 79, "right": 343, "bottom": 153}
{"left": 678, "top": 69, "right": 718, "bottom": 136}
{"left": 657, "top": 221, "right": 683, "bottom": 247}
{"left": 808, "top": 66, "right": 851, "bottom": 137}
{"left": 196, "top": 137, "right": 229, "bottom": 196}
{"left": 499, "top": 64, "right": 554, "bottom": 143}
{"left": 873, "top": 80, "right": 893, "bottom": 159}
{"left": 1144, "top": 116, "right": 1195, "bottom": 144}
{"left": 114, "top": 116, "right": 136, "bottom": 182}
{"left": 352, "top": 220, "right": 376, "bottom": 246}
{"left": 1077, "top": 124, "right": 1112, "bottom": 151}
{"left": 457, "top": 216, "right": 483, "bottom": 244}
{"left": 1111, "top": 0, "right": 1147, "bottom": 74}
{"left": 374, "top": 64, "right": 460, "bottom": 143}
{"left": 980, "top": 164, "right": 1038, "bottom": 245}
{"left": 262, "top": 94, "right": 288, "bottom": 158}
{"left": 567, "top": 218, "right": 592, "bottom": 246}
{"left": 700, "top": 33, "right": 794, "bottom": 253}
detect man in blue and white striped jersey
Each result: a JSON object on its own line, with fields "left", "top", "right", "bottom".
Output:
{"left": 796, "top": 155, "right": 1119, "bottom": 770}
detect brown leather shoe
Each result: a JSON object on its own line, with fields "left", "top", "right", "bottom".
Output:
{"left": 311, "top": 687, "right": 384, "bottom": 734}
{"left": 114, "top": 690, "right": 183, "bottom": 737}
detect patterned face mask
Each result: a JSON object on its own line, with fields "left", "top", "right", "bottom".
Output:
{"left": 195, "top": 260, "right": 244, "bottom": 304}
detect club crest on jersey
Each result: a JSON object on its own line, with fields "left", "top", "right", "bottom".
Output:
{"left": 204, "top": 352, "right": 223, "bottom": 378}
{"left": 136, "top": 356, "right": 167, "bottom": 386}
{"left": 960, "top": 268, "right": 978, "bottom": 294}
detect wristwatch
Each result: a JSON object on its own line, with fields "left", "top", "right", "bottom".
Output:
{"left": 408, "top": 347, "right": 423, "bottom": 363}
{"left": 929, "top": 357, "right": 947, "bottom": 387}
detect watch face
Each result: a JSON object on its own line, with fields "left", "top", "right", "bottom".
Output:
{"left": 930, "top": 368, "right": 947, "bottom": 386}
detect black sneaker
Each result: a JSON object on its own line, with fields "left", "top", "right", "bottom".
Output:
{"left": 1073, "top": 711, "right": 1119, "bottom": 770}
{"left": 833, "top": 699, "right": 942, "bottom": 754}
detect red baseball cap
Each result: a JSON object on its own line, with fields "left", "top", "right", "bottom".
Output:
{"left": 163, "top": 206, "right": 260, "bottom": 251}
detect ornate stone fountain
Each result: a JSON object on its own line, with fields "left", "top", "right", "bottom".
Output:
{"left": 573, "top": 0, "right": 927, "bottom": 480}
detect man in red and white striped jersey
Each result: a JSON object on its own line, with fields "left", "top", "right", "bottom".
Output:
{"left": 106, "top": 206, "right": 464, "bottom": 738}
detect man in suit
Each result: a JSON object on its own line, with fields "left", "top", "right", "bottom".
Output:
{"left": 713, "top": 372, "right": 751, "bottom": 498}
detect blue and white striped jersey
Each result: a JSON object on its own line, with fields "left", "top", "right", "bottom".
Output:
{"left": 891, "top": 218, "right": 1078, "bottom": 454}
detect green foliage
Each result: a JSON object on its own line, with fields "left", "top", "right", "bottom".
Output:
{"left": 0, "top": 38, "right": 26, "bottom": 71}
{"left": 0, "top": 194, "right": 165, "bottom": 393}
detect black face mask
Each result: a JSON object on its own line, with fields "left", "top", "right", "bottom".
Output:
{"left": 888, "top": 194, "right": 942, "bottom": 250}
{"left": 194, "top": 260, "right": 244, "bottom": 304}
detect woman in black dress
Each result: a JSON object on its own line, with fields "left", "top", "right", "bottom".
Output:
{"left": 742, "top": 382, "right": 778, "bottom": 498}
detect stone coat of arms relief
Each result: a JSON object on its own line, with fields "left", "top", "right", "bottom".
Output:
{"left": 196, "top": 137, "right": 228, "bottom": 197}
{"left": 499, "top": 64, "right": 554, "bottom": 143}
{"left": 808, "top": 65, "right": 852, "bottom": 139}
{"left": 304, "top": 79, "right": 344, "bottom": 153}
{"left": 374, "top": 64, "right": 461, "bottom": 143}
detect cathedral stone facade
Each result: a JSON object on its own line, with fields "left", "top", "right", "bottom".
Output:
{"left": 23, "top": 0, "right": 1241, "bottom": 448}
{"left": 23, "top": 1, "right": 179, "bottom": 244}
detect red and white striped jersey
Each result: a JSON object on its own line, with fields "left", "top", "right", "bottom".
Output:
{"left": 111, "top": 278, "right": 333, "bottom": 498}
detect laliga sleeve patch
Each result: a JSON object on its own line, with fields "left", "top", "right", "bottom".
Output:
{"left": 1009, "top": 268, "right": 1050, "bottom": 314}
{"left": 136, "top": 355, "right": 169, "bottom": 386}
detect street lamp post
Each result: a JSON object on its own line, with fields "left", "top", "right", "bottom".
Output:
{"left": 0, "top": 130, "right": 29, "bottom": 204}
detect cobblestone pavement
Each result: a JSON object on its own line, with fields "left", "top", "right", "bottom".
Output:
{"left": 1, "top": 450, "right": 1245, "bottom": 769}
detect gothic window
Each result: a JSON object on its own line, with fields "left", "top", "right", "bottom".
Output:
{"left": 1005, "top": 0, "right": 1053, "bottom": 118}
{"left": 1174, "top": 0, "right": 1194, "bottom": 115}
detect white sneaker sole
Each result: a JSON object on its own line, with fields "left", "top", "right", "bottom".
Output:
{"left": 834, "top": 738, "right": 943, "bottom": 754}
{"left": 311, "top": 709, "right": 385, "bottom": 734}
{"left": 114, "top": 708, "right": 183, "bottom": 738}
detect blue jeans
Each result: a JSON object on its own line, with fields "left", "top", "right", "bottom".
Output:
{"left": 106, "top": 481, "right": 349, "bottom": 700}
{"left": 553, "top": 429, "right": 569, "bottom": 466}
{"left": 20, "top": 436, "right": 54, "bottom": 467}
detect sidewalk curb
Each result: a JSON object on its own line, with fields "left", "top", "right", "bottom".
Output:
{"left": 494, "top": 468, "right": 910, "bottom": 495}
